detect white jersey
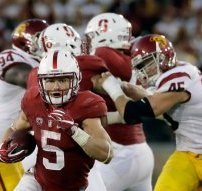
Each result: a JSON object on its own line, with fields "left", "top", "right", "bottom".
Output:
{"left": 156, "top": 61, "right": 202, "bottom": 153}
{"left": 0, "top": 48, "right": 39, "bottom": 140}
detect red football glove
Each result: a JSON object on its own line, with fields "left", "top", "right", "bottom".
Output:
{"left": 0, "top": 139, "right": 28, "bottom": 163}
{"left": 49, "top": 109, "right": 77, "bottom": 134}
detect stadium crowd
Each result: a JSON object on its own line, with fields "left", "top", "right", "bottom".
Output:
{"left": 1, "top": 0, "right": 202, "bottom": 191}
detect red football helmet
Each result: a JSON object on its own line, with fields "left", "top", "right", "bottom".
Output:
{"left": 130, "top": 34, "right": 176, "bottom": 86}
{"left": 12, "top": 18, "right": 49, "bottom": 59}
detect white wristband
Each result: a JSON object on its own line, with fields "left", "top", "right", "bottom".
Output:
{"left": 71, "top": 127, "right": 90, "bottom": 147}
{"left": 102, "top": 76, "right": 125, "bottom": 101}
{"left": 107, "top": 111, "right": 125, "bottom": 124}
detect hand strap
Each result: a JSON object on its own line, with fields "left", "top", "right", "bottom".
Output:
{"left": 71, "top": 127, "right": 90, "bottom": 147}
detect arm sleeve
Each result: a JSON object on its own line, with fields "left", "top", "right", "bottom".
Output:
{"left": 95, "top": 47, "right": 132, "bottom": 81}
{"left": 124, "top": 97, "right": 155, "bottom": 124}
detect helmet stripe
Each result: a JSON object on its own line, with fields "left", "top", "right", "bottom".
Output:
{"left": 53, "top": 51, "right": 58, "bottom": 69}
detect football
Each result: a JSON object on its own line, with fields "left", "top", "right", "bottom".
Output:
{"left": 10, "top": 129, "right": 36, "bottom": 156}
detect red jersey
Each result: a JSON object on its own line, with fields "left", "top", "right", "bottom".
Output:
{"left": 95, "top": 47, "right": 146, "bottom": 145}
{"left": 95, "top": 47, "right": 132, "bottom": 81}
{"left": 27, "top": 67, "right": 38, "bottom": 88}
{"left": 21, "top": 87, "right": 107, "bottom": 191}
{"left": 76, "top": 54, "right": 108, "bottom": 91}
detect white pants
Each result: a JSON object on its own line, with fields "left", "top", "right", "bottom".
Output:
{"left": 86, "top": 164, "right": 107, "bottom": 191}
{"left": 95, "top": 142, "right": 154, "bottom": 191}
{"left": 14, "top": 170, "right": 42, "bottom": 191}
{"left": 22, "top": 147, "right": 37, "bottom": 171}
{"left": 15, "top": 164, "right": 107, "bottom": 191}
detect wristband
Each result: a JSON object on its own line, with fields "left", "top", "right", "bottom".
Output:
{"left": 71, "top": 127, "right": 90, "bottom": 147}
{"left": 102, "top": 76, "right": 125, "bottom": 101}
{"left": 107, "top": 111, "right": 125, "bottom": 124}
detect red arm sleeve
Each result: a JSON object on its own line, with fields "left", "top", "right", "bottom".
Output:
{"left": 76, "top": 55, "right": 107, "bottom": 91}
{"left": 95, "top": 47, "right": 132, "bottom": 81}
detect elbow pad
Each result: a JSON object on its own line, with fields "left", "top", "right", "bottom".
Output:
{"left": 124, "top": 97, "right": 155, "bottom": 124}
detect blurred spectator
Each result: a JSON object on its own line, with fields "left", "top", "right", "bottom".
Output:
{"left": 124, "top": 0, "right": 160, "bottom": 37}
{"left": 174, "top": 27, "right": 199, "bottom": 65}
{"left": 0, "top": 0, "right": 55, "bottom": 51}
{"left": 153, "top": 4, "right": 182, "bottom": 42}
{"left": 0, "top": 0, "right": 202, "bottom": 70}
{"left": 106, "top": 0, "right": 126, "bottom": 14}
{"left": 64, "top": 0, "right": 105, "bottom": 35}
{"left": 188, "top": 8, "right": 202, "bottom": 69}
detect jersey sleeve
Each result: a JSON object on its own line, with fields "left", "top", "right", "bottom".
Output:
{"left": 95, "top": 47, "right": 132, "bottom": 81}
{"left": 73, "top": 91, "right": 107, "bottom": 121}
{"left": 21, "top": 87, "right": 39, "bottom": 117}
{"left": 76, "top": 55, "right": 107, "bottom": 91}
{"left": 21, "top": 89, "right": 30, "bottom": 116}
{"left": 27, "top": 67, "right": 38, "bottom": 89}
{"left": 0, "top": 49, "right": 30, "bottom": 80}
{"left": 156, "top": 65, "right": 195, "bottom": 93}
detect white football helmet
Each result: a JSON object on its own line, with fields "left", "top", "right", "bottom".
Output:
{"left": 38, "top": 49, "right": 81, "bottom": 105}
{"left": 85, "top": 12, "right": 132, "bottom": 53}
{"left": 38, "top": 23, "right": 82, "bottom": 57}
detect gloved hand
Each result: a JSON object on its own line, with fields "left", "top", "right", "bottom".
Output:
{"left": 0, "top": 139, "right": 28, "bottom": 163}
{"left": 49, "top": 109, "right": 77, "bottom": 134}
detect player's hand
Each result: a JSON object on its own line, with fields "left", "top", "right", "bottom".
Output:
{"left": 49, "top": 109, "right": 77, "bottom": 134}
{"left": 91, "top": 72, "right": 113, "bottom": 94}
{"left": 0, "top": 139, "right": 28, "bottom": 163}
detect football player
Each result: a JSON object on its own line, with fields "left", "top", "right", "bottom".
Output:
{"left": 84, "top": 13, "right": 154, "bottom": 191}
{"left": 27, "top": 23, "right": 109, "bottom": 191}
{"left": 0, "top": 18, "right": 48, "bottom": 191}
{"left": 94, "top": 34, "right": 202, "bottom": 191}
{"left": 0, "top": 49, "right": 113, "bottom": 191}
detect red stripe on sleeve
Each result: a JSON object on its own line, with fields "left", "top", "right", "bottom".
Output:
{"left": 158, "top": 72, "right": 191, "bottom": 89}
